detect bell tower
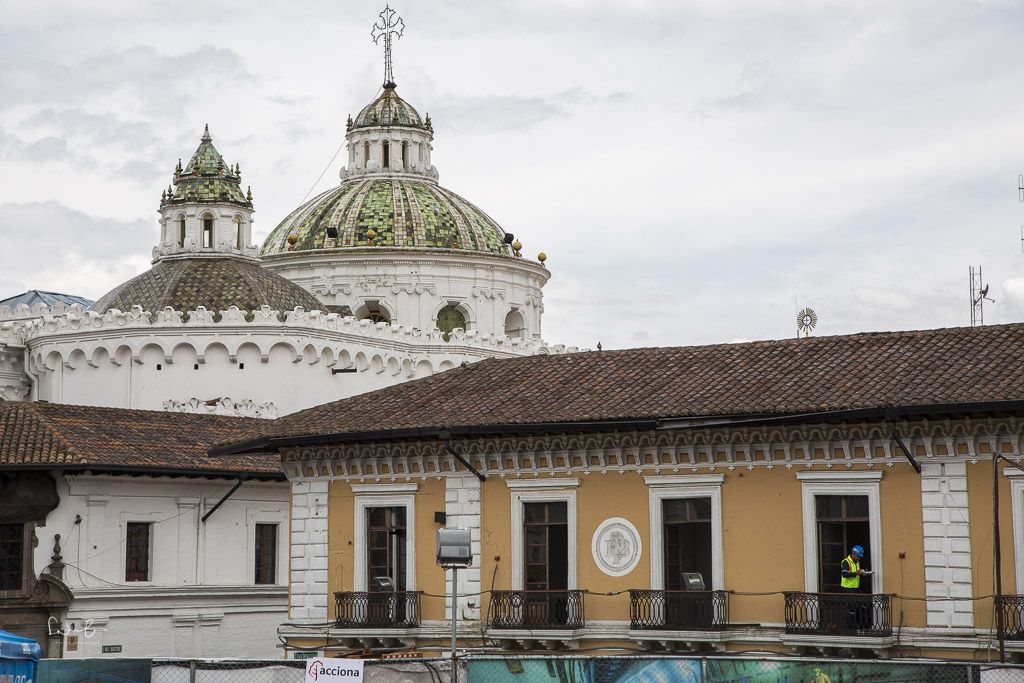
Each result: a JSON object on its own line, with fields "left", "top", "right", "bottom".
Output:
{"left": 154, "top": 125, "right": 259, "bottom": 262}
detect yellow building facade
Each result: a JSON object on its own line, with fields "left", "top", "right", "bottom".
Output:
{"left": 214, "top": 324, "right": 1024, "bottom": 661}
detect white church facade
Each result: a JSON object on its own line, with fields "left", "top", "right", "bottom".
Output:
{"left": 0, "top": 27, "right": 574, "bottom": 659}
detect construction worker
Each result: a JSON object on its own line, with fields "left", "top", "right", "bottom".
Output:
{"left": 840, "top": 545, "right": 866, "bottom": 592}
{"left": 841, "top": 545, "right": 868, "bottom": 630}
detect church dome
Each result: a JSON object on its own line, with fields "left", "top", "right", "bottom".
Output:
{"left": 351, "top": 85, "right": 426, "bottom": 130}
{"left": 261, "top": 178, "right": 512, "bottom": 256}
{"left": 91, "top": 257, "right": 323, "bottom": 314}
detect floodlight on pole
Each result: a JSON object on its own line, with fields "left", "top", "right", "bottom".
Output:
{"left": 437, "top": 529, "right": 472, "bottom": 683}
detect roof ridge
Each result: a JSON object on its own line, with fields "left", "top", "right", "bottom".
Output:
{"left": 20, "top": 403, "right": 82, "bottom": 465}
{"left": 229, "top": 258, "right": 273, "bottom": 311}
{"left": 156, "top": 258, "right": 191, "bottom": 312}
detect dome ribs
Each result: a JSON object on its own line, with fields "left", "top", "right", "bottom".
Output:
{"left": 402, "top": 180, "right": 428, "bottom": 244}
{"left": 263, "top": 182, "right": 516, "bottom": 256}
{"left": 431, "top": 185, "right": 473, "bottom": 250}
{"left": 390, "top": 179, "right": 406, "bottom": 247}
{"left": 340, "top": 179, "right": 375, "bottom": 247}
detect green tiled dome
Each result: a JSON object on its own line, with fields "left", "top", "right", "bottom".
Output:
{"left": 92, "top": 258, "right": 323, "bottom": 314}
{"left": 261, "top": 178, "right": 512, "bottom": 256}
{"left": 351, "top": 85, "right": 425, "bottom": 130}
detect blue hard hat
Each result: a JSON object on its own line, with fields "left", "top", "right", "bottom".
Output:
{"left": 852, "top": 545, "right": 864, "bottom": 556}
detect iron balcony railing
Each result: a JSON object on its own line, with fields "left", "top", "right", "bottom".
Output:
{"left": 997, "top": 595, "right": 1024, "bottom": 640}
{"left": 334, "top": 591, "right": 421, "bottom": 628}
{"left": 783, "top": 591, "right": 892, "bottom": 637}
{"left": 489, "top": 590, "right": 585, "bottom": 629}
{"left": 629, "top": 589, "right": 729, "bottom": 631}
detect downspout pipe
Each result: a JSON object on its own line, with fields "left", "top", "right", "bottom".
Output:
{"left": 442, "top": 435, "right": 486, "bottom": 482}
{"left": 202, "top": 476, "right": 246, "bottom": 523}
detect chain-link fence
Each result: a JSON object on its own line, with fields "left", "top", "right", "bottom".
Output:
{"left": 38, "top": 658, "right": 457, "bottom": 683}
{"left": 466, "top": 656, "right": 1024, "bottom": 683}
{"left": 36, "top": 656, "right": 1024, "bottom": 683}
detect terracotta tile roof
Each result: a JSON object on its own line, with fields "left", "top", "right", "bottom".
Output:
{"left": 217, "top": 323, "right": 1024, "bottom": 452}
{"left": 0, "top": 402, "right": 280, "bottom": 476}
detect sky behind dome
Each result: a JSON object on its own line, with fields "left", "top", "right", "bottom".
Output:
{"left": 1, "top": 0, "right": 1023, "bottom": 348}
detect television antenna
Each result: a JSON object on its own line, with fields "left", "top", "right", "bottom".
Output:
{"left": 1019, "top": 174, "right": 1024, "bottom": 253}
{"left": 797, "top": 308, "right": 817, "bottom": 338}
{"left": 969, "top": 266, "right": 994, "bottom": 327}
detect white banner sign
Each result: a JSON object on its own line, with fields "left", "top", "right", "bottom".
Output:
{"left": 304, "top": 657, "right": 364, "bottom": 683}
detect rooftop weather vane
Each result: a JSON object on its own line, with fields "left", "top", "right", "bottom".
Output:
{"left": 372, "top": 5, "right": 405, "bottom": 88}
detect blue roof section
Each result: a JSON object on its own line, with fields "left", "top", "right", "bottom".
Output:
{"left": 0, "top": 290, "right": 94, "bottom": 309}
{"left": 0, "top": 630, "right": 41, "bottom": 662}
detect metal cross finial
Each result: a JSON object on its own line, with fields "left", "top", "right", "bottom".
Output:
{"left": 372, "top": 5, "right": 405, "bottom": 88}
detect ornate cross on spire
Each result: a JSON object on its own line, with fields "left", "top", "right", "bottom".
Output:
{"left": 371, "top": 5, "right": 404, "bottom": 88}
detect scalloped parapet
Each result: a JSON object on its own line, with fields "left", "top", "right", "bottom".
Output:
{"left": 22, "top": 304, "right": 580, "bottom": 355}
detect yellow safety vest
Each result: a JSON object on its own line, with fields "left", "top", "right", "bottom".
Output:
{"left": 841, "top": 555, "right": 860, "bottom": 589}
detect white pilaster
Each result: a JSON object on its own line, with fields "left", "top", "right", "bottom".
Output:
{"left": 444, "top": 474, "right": 481, "bottom": 621}
{"left": 921, "top": 461, "right": 974, "bottom": 628}
{"left": 289, "top": 479, "right": 329, "bottom": 621}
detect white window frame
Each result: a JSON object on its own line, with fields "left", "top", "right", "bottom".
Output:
{"left": 352, "top": 483, "right": 418, "bottom": 592}
{"left": 1004, "top": 468, "right": 1024, "bottom": 594}
{"left": 507, "top": 478, "right": 579, "bottom": 590}
{"left": 122, "top": 517, "right": 158, "bottom": 584}
{"left": 797, "top": 470, "right": 883, "bottom": 593}
{"left": 645, "top": 474, "right": 725, "bottom": 591}
{"left": 248, "top": 509, "right": 287, "bottom": 587}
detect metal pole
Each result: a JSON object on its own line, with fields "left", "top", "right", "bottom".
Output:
{"left": 451, "top": 566, "right": 458, "bottom": 683}
{"left": 994, "top": 453, "right": 1006, "bottom": 663}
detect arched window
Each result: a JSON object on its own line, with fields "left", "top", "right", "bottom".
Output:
{"left": 234, "top": 216, "right": 243, "bottom": 249}
{"left": 381, "top": 140, "right": 390, "bottom": 171}
{"left": 358, "top": 300, "right": 391, "bottom": 324}
{"left": 202, "top": 215, "right": 214, "bottom": 248}
{"left": 436, "top": 304, "right": 467, "bottom": 342}
{"left": 504, "top": 309, "right": 527, "bottom": 339}
{"left": 363, "top": 141, "right": 370, "bottom": 168}
{"left": 178, "top": 216, "right": 186, "bottom": 246}
{"left": 401, "top": 141, "right": 409, "bottom": 171}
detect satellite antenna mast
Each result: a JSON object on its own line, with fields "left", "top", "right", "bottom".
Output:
{"left": 969, "top": 266, "right": 994, "bottom": 327}
{"left": 1019, "top": 174, "right": 1024, "bottom": 253}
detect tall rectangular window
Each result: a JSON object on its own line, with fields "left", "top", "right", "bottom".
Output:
{"left": 815, "top": 495, "right": 870, "bottom": 593}
{"left": 255, "top": 523, "right": 277, "bottom": 585}
{"left": 0, "top": 523, "right": 24, "bottom": 590}
{"left": 202, "top": 218, "right": 214, "bottom": 248}
{"left": 523, "top": 501, "right": 568, "bottom": 591}
{"left": 125, "top": 522, "right": 152, "bottom": 582}
{"left": 663, "top": 498, "right": 712, "bottom": 590}
{"left": 367, "top": 507, "right": 407, "bottom": 591}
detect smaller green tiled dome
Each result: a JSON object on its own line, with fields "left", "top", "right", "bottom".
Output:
{"left": 160, "top": 125, "right": 251, "bottom": 208}
{"left": 92, "top": 258, "right": 322, "bottom": 314}
{"left": 350, "top": 85, "right": 426, "bottom": 130}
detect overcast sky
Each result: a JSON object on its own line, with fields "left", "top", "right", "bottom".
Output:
{"left": 2, "top": 0, "right": 1023, "bottom": 349}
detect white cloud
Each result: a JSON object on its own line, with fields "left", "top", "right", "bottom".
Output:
{"left": 0, "top": 202, "right": 152, "bottom": 301}
{"left": 2, "top": 1, "right": 1024, "bottom": 350}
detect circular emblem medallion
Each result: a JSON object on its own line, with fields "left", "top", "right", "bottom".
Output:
{"left": 591, "top": 517, "right": 642, "bottom": 577}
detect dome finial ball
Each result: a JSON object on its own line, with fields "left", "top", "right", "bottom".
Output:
{"left": 538, "top": 252, "right": 547, "bottom": 264}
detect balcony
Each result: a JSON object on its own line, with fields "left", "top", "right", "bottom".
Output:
{"left": 629, "top": 590, "right": 729, "bottom": 631}
{"left": 997, "top": 595, "right": 1024, "bottom": 640}
{"left": 489, "top": 590, "right": 585, "bottom": 630}
{"left": 783, "top": 591, "right": 892, "bottom": 637}
{"left": 333, "top": 590, "right": 421, "bottom": 628}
